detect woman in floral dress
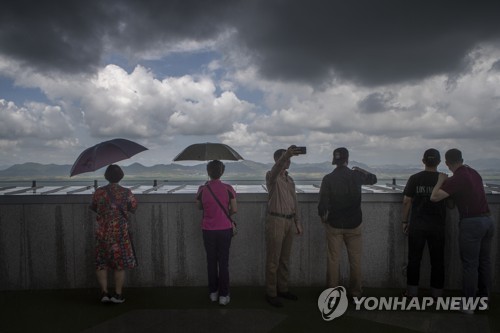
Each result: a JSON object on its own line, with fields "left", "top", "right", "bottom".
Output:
{"left": 90, "top": 164, "right": 137, "bottom": 304}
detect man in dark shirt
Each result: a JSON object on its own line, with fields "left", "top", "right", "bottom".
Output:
{"left": 431, "top": 148, "right": 494, "bottom": 314}
{"left": 318, "top": 147, "right": 377, "bottom": 298}
{"left": 402, "top": 149, "right": 447, "bottom": 299}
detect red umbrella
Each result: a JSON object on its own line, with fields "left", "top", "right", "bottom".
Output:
{"left": 70, "top": 138, "right": 148, "bottom": 177}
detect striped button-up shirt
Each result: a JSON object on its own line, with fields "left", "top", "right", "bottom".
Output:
{"left": 266, "top": 154, "right": 299, "bottom": 223}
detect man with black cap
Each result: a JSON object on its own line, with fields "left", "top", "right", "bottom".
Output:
{"left": 402, "top": 149, "right": 448, "bottom": 299}
{"left": 431, "top": 148, "right": 494, "bottom": 314}
{"left": 318, "top": 147, "right": 377, "bottom": 299}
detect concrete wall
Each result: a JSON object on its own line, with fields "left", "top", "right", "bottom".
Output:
{"left": 0, "top": 193, "right": 499, "bottom": 291}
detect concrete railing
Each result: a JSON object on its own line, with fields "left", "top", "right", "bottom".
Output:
{"left": 0, "top": 193, "right": 499, "bottom": 291}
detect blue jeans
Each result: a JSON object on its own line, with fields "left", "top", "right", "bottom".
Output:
{"left": 202, "top": 229, "right": 232, "bottom": 297}
{"left": 459, "top": 216, "right": 494, "bottom": 298}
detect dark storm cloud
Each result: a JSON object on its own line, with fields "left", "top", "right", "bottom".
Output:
{"left": 236, "top": 0, "right": 500, "bottom": 86}
{"left": 0, "top": 0, "right": 236, "bottom": 74}
{"left": 0, "top": 1, "right": 110, "bottom": 73}
{"left": 491, "top": 59, "right": 500, "bottom": 72}
{"left": 1, "top": 0, "right": 500, "bottom": 85}
{"left": 357, "top": 92, "right": 395, "bottom": 114}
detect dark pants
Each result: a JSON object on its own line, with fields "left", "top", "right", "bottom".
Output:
{"left": 459, "top": 216, "right": 494, "bottom": 299}
{"left": 202, "top": 229, "right": 232, "bottom": 297}
{"left": 407, "top": 228, "right": 445, "bottom": 290}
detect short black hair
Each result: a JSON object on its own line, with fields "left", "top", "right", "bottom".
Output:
{"left": 445, "top": 148, "right": 463, "bottom": 164}
{"left": 273, "top": 149, "right": 286, "bottom": 161}
{"left": 207, "top": 160, "right": 225, "bottom": 179}
{"left": 104, "top": 164, "right": 124, "bottom": 183}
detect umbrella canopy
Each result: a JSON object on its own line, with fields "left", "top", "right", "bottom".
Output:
{"left": 173, "top": 142, "right": 244, "bottom": 161}
{"left": 70, "top": 138, "right": 148, "bottom": 177}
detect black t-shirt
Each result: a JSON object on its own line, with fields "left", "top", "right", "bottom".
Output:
{"left": 403, "top": 171, "right": 446, "bottom": 230}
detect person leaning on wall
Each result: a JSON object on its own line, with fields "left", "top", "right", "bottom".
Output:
{"left": 265, "top": 145, "right": 304, "bottom": 308}
{"left": 196, "top": 160, "right": 237, "bottom": 306}
{"left": 90, "top": 164, "right": 138, "bottom": 304}
{"left": 430, "top": 148, "right": 494, "bottom": 314}
{"left": 317, "top": 147, "right": 377, "bottom": 301}
{"left": 401, "top": 149, "right": 448, "bottom": 299}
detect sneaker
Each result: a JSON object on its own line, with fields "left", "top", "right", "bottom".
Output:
{"left": 100, "top": 292, "right": 111, "bottom": 303}
{"left": 266, "top": 294, "right": 283, "bottom": 308}
{"left": 219, "top": 295, "right": 230, "bottom": 306}
{"left": 110, "top": 293, "right": 125, "bottom": 304}
{"left": 209, "top": 292, "right": 218, "bottom": 302}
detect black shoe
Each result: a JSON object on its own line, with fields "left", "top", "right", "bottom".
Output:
{"left": 110, "top": 293, "right": 125, "bottom": 304}
{"left": 266, "top": 294, "right": 283, "bottom": 308}
{"left": 278, "top": 291, "right": 298, "bottom": 301}
{"left": 402, "top": 291, "right": 417, "bottom": 299}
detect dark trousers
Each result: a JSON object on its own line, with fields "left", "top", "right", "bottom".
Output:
{"left": 407, "top": 228, "right": 445, "bottom": 290}
{"left": 459, "top": 216, "right": 494, "bottom": 298}
{"left": 202, "top": 229, "right": 232, "bottom": 297}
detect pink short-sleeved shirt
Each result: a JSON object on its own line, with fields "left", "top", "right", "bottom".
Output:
{"left": 196, "top": 179, "right": 236, "bottom": 230}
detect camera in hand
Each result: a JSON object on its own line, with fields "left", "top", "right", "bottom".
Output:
{"left": 296, "top": 146, "right": 307, "bottom": 154}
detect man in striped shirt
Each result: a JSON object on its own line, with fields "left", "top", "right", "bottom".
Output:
{"left": 265, "top": 145, "right": 304, "bottom": 307}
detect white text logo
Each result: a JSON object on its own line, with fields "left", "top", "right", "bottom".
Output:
{"left": 353, "top": 296, "right": 488, "bottom": 311}
{"left": 317, "top": 286, "right": 349, "bottom": 321}
{"left": 318, "top": 286, "right": 489, "bottom": 321}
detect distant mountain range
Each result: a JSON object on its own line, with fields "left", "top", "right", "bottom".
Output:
{"left": 1, "top": 159, "right": 500, "bottom": 181}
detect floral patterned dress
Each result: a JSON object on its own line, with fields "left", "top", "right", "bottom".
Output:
{"left": 90, "top": 183, "right": 138, "bottom": 270}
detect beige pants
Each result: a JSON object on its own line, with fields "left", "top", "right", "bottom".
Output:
{"left": 265, "top": 215, "right": 295, "bottom": 297}
{"left": 324, "top": 224, "right": 363, "bottom": 297}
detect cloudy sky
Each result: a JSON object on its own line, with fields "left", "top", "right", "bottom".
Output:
{"left": 1, "top": 0, "right": 500, "bottom": 169}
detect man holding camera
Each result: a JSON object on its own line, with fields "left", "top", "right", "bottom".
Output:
{"left": 265, "top": 145, "right": 304, "bottom": 307}
{"left": 318, "top": 147, "right": 377, "bottom": 299}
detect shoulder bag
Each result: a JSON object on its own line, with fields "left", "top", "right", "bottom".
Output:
{"left": 205, "top": 184, "right": 238, "bottom": 237}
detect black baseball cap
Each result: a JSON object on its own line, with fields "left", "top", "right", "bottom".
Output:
{"left": 332, "top": 147, "right": 349, "bottom": 165}
{"left": 423, "top": 148, "right": 440, "bottom": 163}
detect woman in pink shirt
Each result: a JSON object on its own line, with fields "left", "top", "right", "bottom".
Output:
{"left": 196, "top": 160, "right": 237, "bottom": 305}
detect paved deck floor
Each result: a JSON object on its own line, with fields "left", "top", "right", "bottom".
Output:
{"left": 0, "top": 287, "right": 497, "bottom": 333}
